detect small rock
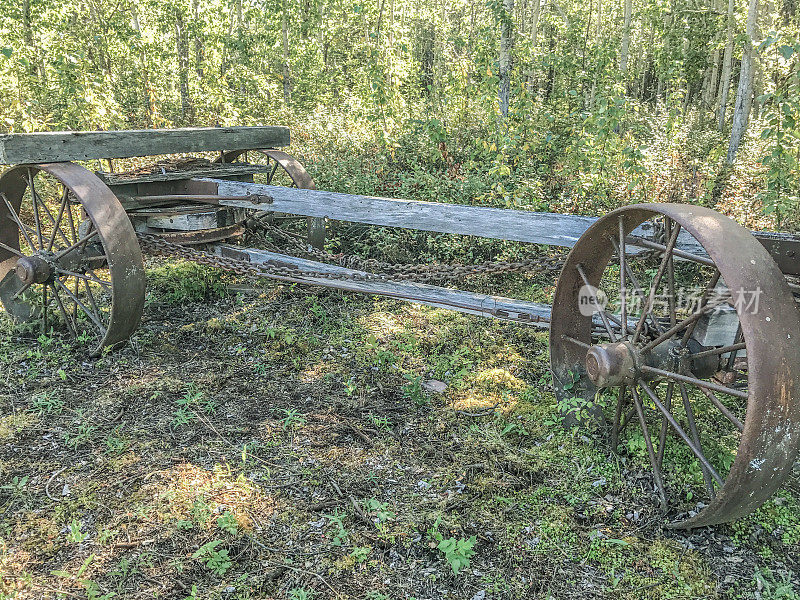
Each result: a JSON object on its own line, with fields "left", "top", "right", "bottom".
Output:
{"left": 471, "top": 591, "right": 486, "bottom": 600}
{"left": 421, "top": 380, "right": 447, "bottom": 394}
{"left": 61, "top": 484, "right": 70, "bottom": 497}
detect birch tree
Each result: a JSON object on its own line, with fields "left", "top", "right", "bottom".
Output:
{"left": 727, "top": 0, "right": 760, "bottom": 163}
{"left": 717, "top": 0, "right": 735, "bottom": 131}
{"left": 619, "top": 0, "right": 633, "bottom": 76}
{"left": 499, "top": 0, "right": 515, "bottom": 118}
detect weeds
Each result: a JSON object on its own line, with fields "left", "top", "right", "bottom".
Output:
{"left": 192, "top": 540, "right": 232, "bottom": 576}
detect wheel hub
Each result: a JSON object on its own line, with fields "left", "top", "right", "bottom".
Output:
{"left": 585, "top": 341, "right": 637, "bottom": 387}
{"left": 14, "top": 255, "right": 53, "bottom": 285}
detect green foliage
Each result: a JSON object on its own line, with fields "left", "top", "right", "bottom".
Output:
{"left": 147, "top": 262, "right": 227, "bottom": 305}
{"left": 279, "top": 408, "right": 307, "bottom": 430}
{"left": 324, "top": 509, "right": 350, "bottom": 546}
{"left": 753, "top": 567, "right": 800, "bottom": 600}
{"left": 288, "top": 588, "right": 314, "bottom": 600}
{"left": 426, "top": 517, "right": 477, "bottom": 574}
{"left": 192, "top": 540, "right": 232, "bottom": 576}
{"left": 757, "top": 33, "right": 800, "bottom": 227}
{"left": 66, "top": 519, "right": 89, "bottom": 544}
{"left": 216, "top": 511, "right": 239, "bottom": 535}
{"left": 401, "top": 374, "right": 427, "bottom": 406}
{"left": 30, "top": 391, "right": 64, "bottom": 414}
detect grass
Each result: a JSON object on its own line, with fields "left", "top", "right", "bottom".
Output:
{"left": 0, "top": 125, "right": 799, "bottom": 597}
{"left": 1, "top": 259, "right": 799, "bottom": 599}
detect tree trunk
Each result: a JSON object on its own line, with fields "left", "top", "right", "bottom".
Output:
{"left": 21, "top": 0, "right": 38, "bottom": 79}
{"left": 282, "top": 9, "right": 292, "bottom": 106}
{"left": 131, "top": 7, "right": 153, "bottom": 126}
{"left": 589, "top": 0, "right": 603, "bottom": 107}
{"left": 717, "top": 0, "right": 735, "bottom": 131}
{"left": 727, "top": 0, "right": 759, "bottom": 164}
{"left": 175, "top": 9, "right": 192, "bottom": 121}
{"left": 498, "top": 0, "right": 515, "bottom": 119}
{"left": 191, "top": 0, "right": 204, "bottom": 80}
{"left": 619, "top": 0, "right": 632, "bottom": 77}
{"left": 526, "top": 0, "right": 541, "bottom": 94}
{"left": 639, "top": 18, "right": 655, "bottom": 100}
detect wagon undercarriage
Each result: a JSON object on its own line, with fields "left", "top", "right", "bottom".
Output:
{"left": 1, "top": 126, "right": 799, "bottom": 529}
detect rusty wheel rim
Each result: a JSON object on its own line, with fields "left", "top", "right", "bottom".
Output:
{"left": 550, "top": 203, "right": 800, "bottom": 528}
{"left": 220, "top": 149, "right": 316, "bottom": 190}
{"left": 0, "top": 163, "right": 145, "bottom": 354}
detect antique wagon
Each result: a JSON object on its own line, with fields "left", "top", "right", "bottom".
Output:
{"left": 1, "top": 126, "right": 799, "bottom": 529}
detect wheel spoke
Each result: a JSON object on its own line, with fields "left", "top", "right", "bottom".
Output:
{"left": 63, "top": 194, "right": 79, "bottom": 244}
{"left": 630, "top": 386, "right": 668, "bottom": 507}
{"left": 27, "top": 168, "right": 44, "bottom": 249}
{"left": 696, "top": 385, "right": 744, "bottom": 432}
{"left": 561, "top": 334, "right": 591, "bottom": 350}
{"left": 725, "top": 326, "right": 744, "bottom": 372}
{"left": 632, "top": 220, "right": 681, "bottom": 344}
{"left": 639, "top": 297, "right": 728, "bottom": 354}
{"left": 638, "top": 364, "right": 748, "bottom": 400}
{"left": 54, "top": 277, "right": 104, "bottom": 333}
{"left": 55, "top": 268, "right": 111, "bottom": 289}
{"left": 680, "top": 270, "right": 722, "bottom": 346}
{"left": 576, "top": 263, "right": 617, "bottom": 342}
{"left": 655, "top": 380, "right": 675, "bottom": 470}
{"left": 41, "top": 285, "right": 48, "bottom": 334}
{"left": 690, "top": 342, "right": 747, "bottom": 361}
{"left": 51, "top": 283, "right": 77, "bottom": 338}
{"left": 611, "top": 384, "right": 627, "bottom": 450}
{"left": 11, "top": 280, "right": 33, "bottom": 300}
{"left": 625, "top": 235, "right": 716, "bottom": 267}
{"left": 679, "top": 382, "right": 717, "bottom": 497}
{"left": 618, "top": 217, "right": 627, "bottom": 338}
{"left": 266, "top": 160, "right": 279, "bottom": 184}
{"left": 52, "top": 229, "right": 100, "bottom": 261}
{"left": 639, "top": 380, "right": 724, "bottom": 486}
{"left": 0, "top": 240, "right": 25, "bottom": 258}
{"left": 82, "top": 278, "right": 103, "bottom": 327}
{"left": 610, "top": 236, "right": 663, "bottom": 334}
{"left": 42, "top": 187, "right": 72, "bottom": 250}
{"left": 2, "top": 193, "right": 36, "bottom": 250}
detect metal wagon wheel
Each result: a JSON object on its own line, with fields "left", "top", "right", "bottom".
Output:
{"left": 0, "top": 163, "right": 145, "bottom": 354}
{"left": 220, "top": 149, "right": 324, "bottom": 247}
{"left": 220, "top": 149, "right": 316, "bottom": 190}
{"left": 550, "top": 203, "right": 800, "bottom": 528}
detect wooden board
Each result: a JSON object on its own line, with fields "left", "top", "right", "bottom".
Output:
{"left": 0, "top": 126, "right": 290, "bottom": 165}
{"left": 207, "top": 179, "right": 707, "bottom": 254}
{"left": 97, "top": 163, "right": 269, "bottom": 186}
{"left": 212, "top": 244, "right": 553, "bottom": 327}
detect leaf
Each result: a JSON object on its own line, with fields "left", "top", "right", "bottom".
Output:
{"left": 780, "top": 45, "right": 795, "bottom": 60}
{"left": 0, "top": 47, "right": 12, "bottom": 58}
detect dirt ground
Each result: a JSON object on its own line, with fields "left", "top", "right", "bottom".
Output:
{"left": 1, "top": 258, "right": 799, "bottom": 600}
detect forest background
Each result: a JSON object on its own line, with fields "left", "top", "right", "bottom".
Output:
{"left": 2, "top": 0, "right": 799, "bottom": 231}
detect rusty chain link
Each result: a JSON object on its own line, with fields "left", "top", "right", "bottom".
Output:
{"left": 137, "top": 216, "right": 567, "bottom": 285}
{"left": 243, "top": 215, "right": 567, "bottom": 282}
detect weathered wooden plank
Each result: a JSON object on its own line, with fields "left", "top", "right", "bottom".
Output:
{"left": 207, "top": 179, "right": 707, "bottom": 254}
{"left": 212, "top": 244, "right": 553, "bottom": 327}
{"left": 98, "top": 163, "right": 269, "bottom": 186}
{"left": 210, "top": 179, "right": 597, "bottom": 247}
{"left": 0, "top": 126, "right": 290, "bottom": 165}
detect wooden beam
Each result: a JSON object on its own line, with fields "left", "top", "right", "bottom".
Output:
{"left": 212, "top": 244, "right": 553, "bottom": 327}
{"left": 0, "top": 126, "right": 290, "bottom": 165}
{"left": 98, "top": 162, "right": 269, "bottom": 186}
{"left": 207, "top": 179, "right": 707, "bottom": 253}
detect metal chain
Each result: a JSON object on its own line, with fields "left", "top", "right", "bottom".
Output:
{"left": 137, "top": 233, "right": 395, "bottom": 282}
{"left": 138, "top": 227, "right": 566, "bottom": 286}
{"left": 241, "top": 215, "right": 567, "bottom": 283}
